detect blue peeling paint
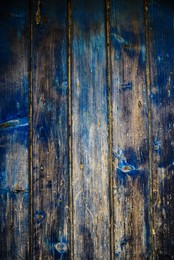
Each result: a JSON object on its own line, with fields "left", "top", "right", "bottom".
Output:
{"left": 120, "top": 82, "right": 132, "bottom": 91}
{"left": 0, "top": 117, "right": 28, "bottom": 131}
{"left": 111, "top": 31, "right": 135, "bottom": 59}
{"left": 111, "top": 32, "right": 127, "bottom": 45}
{"left": 113, "top": 148, "right": 138, "bottom": 176}
{"left": 120, "top": 236, "right": 132, "bottom": 250}
{"left": 153, "top": 140, "right": 161, "bottom": 152}
{"left": 140, "top": 44, "right": 146, "bottom": 63}
{"left": 150, "top": 92, "right": 156, "bottom": 101}
{"left": 115, "top": 251, "right": 121, "bottom": 257}
{"left": 149, "top": 3, "right": 174, "bottom": 106}
{"left": 117, "top": 160, "right": 136, "bottom": 174}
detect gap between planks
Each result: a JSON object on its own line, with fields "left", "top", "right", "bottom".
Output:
{"left": 67, "top": 0, "right": 73, "bottom": 259}
{"left": 105, "top": 0, "right": 115, "bottom": 259}
{"left": 144, "top": 0, "right": 154, "bottom": 258}
{"left": 29, "top": 0, "right": 33, "bottom": 258}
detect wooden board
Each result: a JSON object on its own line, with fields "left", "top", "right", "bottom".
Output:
{"left": 147, "top": 0, "right": 174, "bottom": 257}
{"left": 0, "top": 0, "right": 30, "bottom": 259}
{"left": 32, "top": 0, "right": 69, "bottom": 259}
{"left": 1, "top": 1, "right": 174, "bottom": 259}
{"left": 109, "top": 0, "right": 150, "bottom": 258}
{"left": 71, "top": 0, "right": 111, "bottom": 258}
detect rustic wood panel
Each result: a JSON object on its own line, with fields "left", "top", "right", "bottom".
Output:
{"left": 147, "top": 0, "right": 174, "bottom": 257}
{"left": 32, "top": 0, "right": 69, "bottom": 259}
{"left": 71, "top": 0, "right": 111, "bottom": 258}
{"left": 109, "top": 0, "right": 150, "bottom": 258}
{"left": 0, "top": 0, "right": 30, "bottom": 259}
{"left": 0, "top": 1, "right": 173, "bottom": 259}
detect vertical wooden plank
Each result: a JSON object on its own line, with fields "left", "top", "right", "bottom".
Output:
{"left": 147, "top": 0, "right": 174, "bottom": 257}
{"left": 71, "top": 0, "right": 111, "bottom": 259}
{"left": 0, "top": 0, "right": 30, "bottom": 259}
{"left": 110, "top": 0, "right": 150, "bottom": 258}
{"left": 32, "top": 0, "right": 69, "bottom": 259}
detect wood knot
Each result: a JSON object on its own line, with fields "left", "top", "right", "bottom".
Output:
{"left": 35, "top": 210, "right": 46, "bottom": 223}
{"left": 54, "top": 242, "right": 68, "bottom": 254}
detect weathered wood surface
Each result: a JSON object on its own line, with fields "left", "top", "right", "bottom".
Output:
{"left": 32, "top": 0, "right": 69, "bottom": 259}
{"left": 71, "top": 0, "right": 111, "bottom": 258}
{"left": 0, "top": 0, "right": 174, "bottom": 259}
{"left": 147, "top": 0, "right": 174, "bottom": 258}
{"left": 110, "top": 0, "right": 150, "bottom": 258}
{"left": 0, "top": 0, "right": 30, "bottom": 259}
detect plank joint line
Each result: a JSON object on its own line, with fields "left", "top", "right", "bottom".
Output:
{"left": 67, "top": 1, "right": 73, "bottom": 259}
{"left": 144, "top": 0, "right": 154, "bottom": 258}
{"left": 29, "top": 0, "right": 33, "bottom": 258}
{"left": 105, "top": 0, "right": 114, "bottom": 259}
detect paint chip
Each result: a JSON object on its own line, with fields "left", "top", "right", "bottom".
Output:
{"left": 152, "top": 228, "right": 155, "bottom": 235}
{"left": 0, "top": 117, "right": 28, "bottom": 130}
{"left": 80, "top": 163, "right": 84, "bottom": 170}
{"left": 153, "top": 141, "right": 160, "bottom": 151}
{"left": 40, "top": 164, "right": 44, "bottom": 171}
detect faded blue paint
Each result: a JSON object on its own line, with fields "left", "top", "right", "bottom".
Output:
{"left": 32, "top": 0, "right": 69, "bottom": 259}
{"left": 149, "top": 2, "right": 174, "bottom": 106}
{"left": 0, "top": 0, "right": 29, "bottom": 122}
{"left": 71, "top": 0, "right": 110, "bottom": 258}
{"left": 111, "top": 28, "right": 145, "bottom": 62}
{"left": 0, "top": 1, "right": 29, "bottom": 258}
{"left": 120, "top": 82, "right": 133, "bottom": 91}
{"left": 0, "top": 190, "right": 29, "bottom": 258}
{"left": 113, "top": 147, "right": 139, "bottom": 174}
{"left": 0, "top": 128, "right": 28, "bottom": 190}
{"left": 148, "top": 0, "right": 174, "bottom": 257}
{"left": 153, "top": 140, "right": 161, "bottom": 152}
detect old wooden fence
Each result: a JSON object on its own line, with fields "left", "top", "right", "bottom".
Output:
{"left": 0, "top": 0, "right": 173, "bottom": 259}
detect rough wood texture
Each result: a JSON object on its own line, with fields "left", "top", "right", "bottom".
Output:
{"left": 148, "top": 0, "right": 174, "bottom": 257}
{"left": 71, "top": 0, "right": 111, "bottom": 258}
{"left": 110, "top": 0, "right": 150, "bottom": 258}
{"left": 32, "top": 0, "right": 70, "bottom": 259}
{"left": 1, "top": 0, "right": 174, "bottom": 259}
{"left": 0, "top": 0, "right": 30, "bottom": 259}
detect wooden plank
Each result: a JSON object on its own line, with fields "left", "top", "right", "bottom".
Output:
{"left": 109, "top": 0, "right": 150, "bottom": 258}
{"left": 32, "top": 1, "right": 69, "bottom": 259}
{"left": 71, "top": 0, "right": 111, "bottom": 258}
{"left": 0, "top": 187, "right": 29, "bottom": 259}
{"left": 0, "top": 0, "right": 30, "bottom": 259}
{"left": 147, "top": 0, "right": 174, "bottom": 257}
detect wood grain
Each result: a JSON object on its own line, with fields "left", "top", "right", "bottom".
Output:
{"left": 0, "top": 1, "right": 173, "bottom": 259}
{"left": 71, "top": 0, "right": 111, "bottom": 258}
{"left": 147, "top": 0, "right": 174, "bottom": 257}
{"left": 32, "top": 0, "right": 70, "bottom": 259}
{"left": 0, "top": 0, "right": 30, "bottom": 258}
{"left": 110, "top": 0, "right": 150, "bottom": 258}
